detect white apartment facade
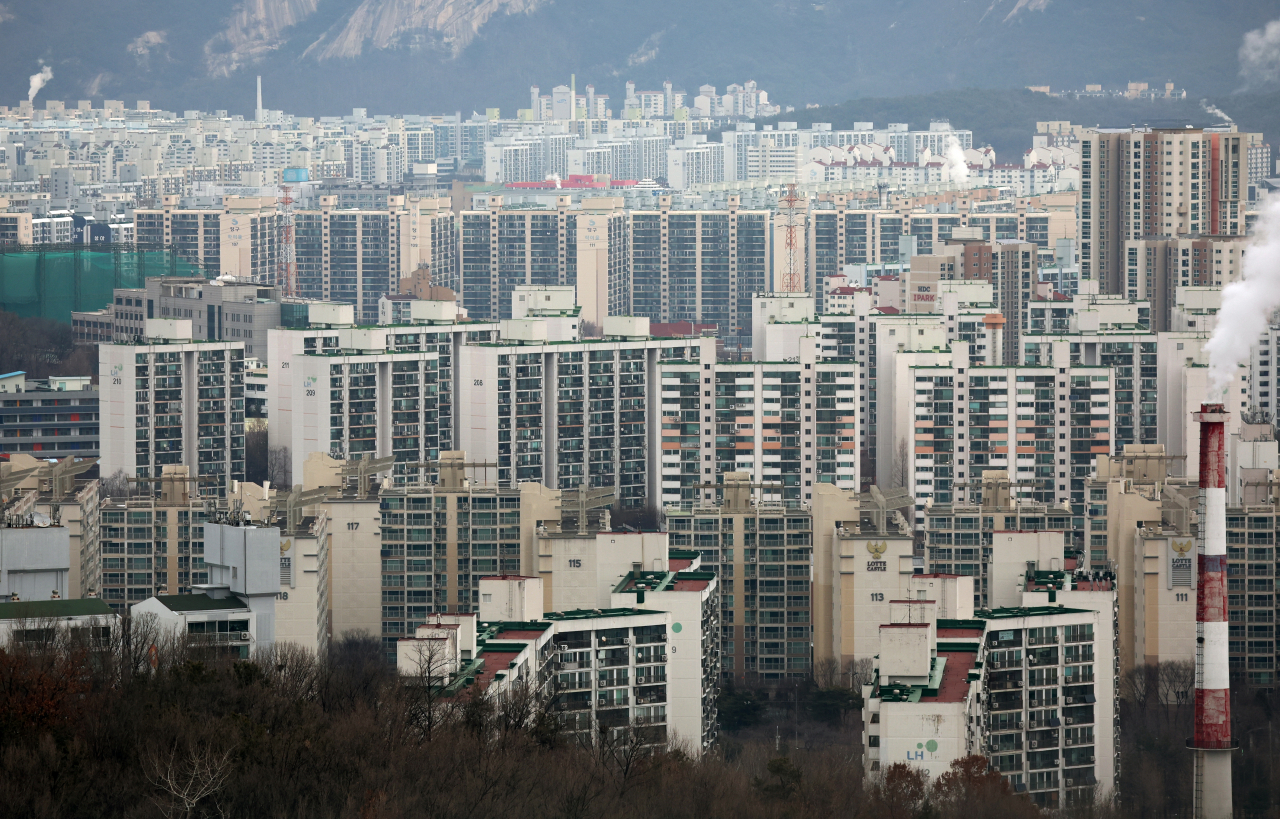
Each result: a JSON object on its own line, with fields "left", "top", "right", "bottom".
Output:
{"left": 99, "top": 320, "right": 246, "bottom": 494}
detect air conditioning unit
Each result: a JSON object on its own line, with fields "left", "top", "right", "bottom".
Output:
{"left": 1089, "top": 755, "right": 1095, "bottom": 763}
{"left": 558, "top": 643, "right": 570, "bottom": 652}
{"left": 991, "top": 660, "right": 1003, "bottom": 669}
{"left": 1065, "top": 739, "right": 1074, "bottom": 747}
{"left": 622, "top": 637, "right": 631, "bottom": 646}
{"left": 1030, "top": 741, "right": 1038, "bottom": 749}
{"left": 1065, "top": 697, "right": 1074, "bottom": 704}
{"left": 747, "top": 558, "right": 756, "bottom": 563}
{"left": 1028, "top": 657, "right": 1038, "bottom": 665}
{"left": 1065, "top": 717, "right": 1074, "bottom": 725}
{"left": 1065, "top": 779, "right": 1074, "bottom": 787}
{"left": 239, "top": 632, "right": 251, "bottom": 641}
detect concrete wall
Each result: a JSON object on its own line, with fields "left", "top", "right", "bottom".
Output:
{"left": 0, "top": 525, "right": 71, "bottom": 601}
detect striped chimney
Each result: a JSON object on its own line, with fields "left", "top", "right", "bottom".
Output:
{"left": 1191, "top": 403, "right": 1233, "bottom": 819}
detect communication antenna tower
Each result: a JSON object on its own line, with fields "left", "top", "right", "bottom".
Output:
{"left": 278, "top": 183, "right": 296, "bottom": 296}
{"left": 780, "top": 183, "right": 804, "bottom": 293}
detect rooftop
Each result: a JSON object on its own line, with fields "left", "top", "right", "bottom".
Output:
{"left": 543, "top": 606, "right": 666, "bottom": 622}
{"left": 148, "top": 593, "right": 249, "bottom": 613}
{"left": 0, "top": 598, "right": 115, "bottom": 620}
{"left": 976, "top": 605, "right": 1093, "bottom": 619}
{"left": 921, "top": 651, "right": 976, "bottom": 704}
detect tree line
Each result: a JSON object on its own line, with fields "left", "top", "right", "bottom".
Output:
{"left": 0, "top": 616, "right": 1049, "bottom": 819}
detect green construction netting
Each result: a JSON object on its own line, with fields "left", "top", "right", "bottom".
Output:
{"left": 0, "top": 245, "right": 210, "bottom": 324}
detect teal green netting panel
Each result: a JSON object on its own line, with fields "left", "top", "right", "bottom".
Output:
{"left": 0, "top": 246, "right": 209, "bottom": 323}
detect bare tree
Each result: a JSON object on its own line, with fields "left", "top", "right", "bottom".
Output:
{"left": 579, "top": 319, "right": 602, "bottom": 339}
{"left": 267, "top": 445, "right": 292, "bottom": 489}
{"left": 143, "top": 743, "right": 235, "bottom": 819}
{"left": 893, "top": 439, "right": 911, "bottom": 490}
{"left": 102, "top": 469, "right": 130, "bottom": 499}
{"left": 254, "top": 641, "right": 319, "bottom": 701}
{"left": 847, "top": 657, "right": 875, "bottom": 690}
{"left": 597, "top": 721, "right": 655, "bottom": 796}
{"left": 1156, "top": 659, "right": 1195, "bottom": 710}
{"left": 401, "top": 639, "right": 461, "bottom": 742}
{"left": 813, "top": 657, "right": 841, "bottom": 689}
{"left": 1120, "top": 663, "right": 1155, "bottom": 711}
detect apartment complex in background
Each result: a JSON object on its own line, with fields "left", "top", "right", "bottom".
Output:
{"left": 1077, "top": 127, "right": 1249, "bottom": 291}
{"left": 0, "top": 374, "right": 100, "bottom": 460}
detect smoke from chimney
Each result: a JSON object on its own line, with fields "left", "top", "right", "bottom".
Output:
{"left": 944, "top": 136, "right": 969, "bottom": 183}
{"left": 1204, "top": 196, "right": 1280, "bottom": 394}
{"left": 27, "top": 63, "right": 52, "bottom": 103}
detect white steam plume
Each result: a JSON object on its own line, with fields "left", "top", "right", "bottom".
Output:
{"left": 27, "top": 63, "right": 52, "bottom": 103}
{"left": 945, "top": 136, "right": 969, "bottom": 183}
{"left": 1205, "top": 196, "right": 1280, "bottom": 394}
{"left": 1239, "top": 18, "right": 1280, "bottom": 89}
{"left": 1200, "top": 99, "right": 1233, "bottom": 123}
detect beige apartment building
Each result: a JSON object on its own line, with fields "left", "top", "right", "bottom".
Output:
{"left": 1077, "top": 127, "right": 1250, "bottom": 293}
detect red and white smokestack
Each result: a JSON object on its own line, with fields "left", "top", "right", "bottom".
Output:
{"left": 1191, "top": 403, "right": 1233, "bottom": 819}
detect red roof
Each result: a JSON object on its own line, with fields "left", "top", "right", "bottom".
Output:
{"left": 829, "top": 286, "right": 860, "bottom": 295}
{"left": 668, "top": 558, "right": 694, "bottom": 571}
{"left": 920, "top": 650, "right": 976, "bottom": 703}
{"left": 650, "top": 321, "right": 717, "bottom": 338}
{"left": 471, "top": 650, "right": 520, "bottom": 689}
{"left": 672, "top": 578, "right": 710, "bottom": 591}
{"left": 938, "top": 627, "right": 983, "bottom": 639}
{"left": 880, "top": 623, "right": 929, "bottom": 628}
{"left": 496, "top": 630, "right": 546, "bottom": 640}
{"left": 873, "top": 306, "right": 901, "bottom": 314}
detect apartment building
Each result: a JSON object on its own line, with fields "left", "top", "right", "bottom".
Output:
{"left": 625, "top": 196, "right": 770, "bottom": 345}
{"left": 814, "top": 289, "right": 1002, "bottom": 480}
{"left": 902, "top": 341, "right": 1114, "bottom": 531}
{"left": 458, "top": 196, "right": 614, "bottom": 322}
{"left": 661, "top": 469, "right": 908, "bottom": 682}
{"left": 656, "top": 334, "right": 860, "bottom": 503}
{"left": 457, "top": 322, "right": 716, "bottom": 504}
{"left": 1020, "top": 288, "right": 1157, "bottom": 452}
{"left": 398, "top": 601, "right": 717, "bottom": 755}
{"left": 515, "top": 526, "right": 721, "bottom": 752}
{"left": 295, "top": 450, "right": 559, "bottom": 660}
{"left": 1077, "top": 127, "right": 1249, "bottom": 292}
{"left": 295, "top": 195, "right": 457, "bottom": 322}
{"left": 134, "top": 195, "right": 280, "bottom": 281}
{"left": 1082, "top": 446, "right": 1198, "bottom": 675}
{"left": 923, "top": 471, "right": 1077, "bottom": 607}
{"left": 666, "top": 136, "right": 726, "bottom": 190}
{"left": 99, "top": 320, "right": 246, "bottom": 492}
{"left": 0, "top": 375, "right": 100, "bottom": 459}
{"left": 267, "top": 304, "right": 504, "bottom": 472}
{"left": 4, "top": 455, "right": 101, "bottom": 599}
{"left": 290, "top": 345, "right": 440, "bottom": 485}
{"left": 863, "top": 600, "right": 1117, "bottom": 810}
{"left": 95, "top": 466, "right": 212, "bottom": 610}
{"left": 83, "top": 277, "right": 282, "bottom": 358}
{"left": 1120, "top": 235, "right": 1248, "bottom": 330}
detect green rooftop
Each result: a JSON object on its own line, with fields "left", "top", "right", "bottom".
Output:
{"left": 0, "top": 598, "right": 115, "bottom": 620}
{"left": 149, "top": 593, "right": 249, "bottom": 612}
{"left": 976, "top": 605, "right": 1093, "bottom": 619}
{"left": 543, "top": 607, "right": 666, "bottom": 621}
